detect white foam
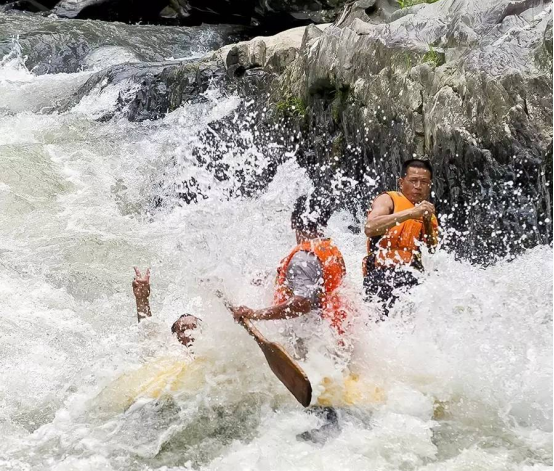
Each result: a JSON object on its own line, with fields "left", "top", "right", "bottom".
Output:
{"left": 0, "top": 57, "right": 551, "bottom": 471}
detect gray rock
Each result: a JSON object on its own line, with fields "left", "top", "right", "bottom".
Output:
{"left": 63, "top": 57, "right": 228, "bottom": 121}
{"left": 545, "top": 15, "right": 553, "bottom": 53}
{"left": 218, "top": 25, "right": 328, "bottom": 75}
{"left": 0, "top": 12, "right": 241, "bottom": 74}
{"left": 52, "top": 0, "right": 102, "bottom": 18}
{"left": 335, "top": 0, "right": 399, "bottom": 27}
{"left": 274, "top": 0, "right": 553, "bottom": 259}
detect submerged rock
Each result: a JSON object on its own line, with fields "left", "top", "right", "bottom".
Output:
{"left": 0, "top": 12, "right": 244, "bottom": 74}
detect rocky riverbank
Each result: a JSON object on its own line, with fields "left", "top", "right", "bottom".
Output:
{"left": 76, "top": 0, "right": 552, "bottom": 260}
{"left": 3, "top": 0, "right": 552, "bottom": 260}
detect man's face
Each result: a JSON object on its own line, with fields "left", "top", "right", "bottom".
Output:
{"left": 399, "top": 167, "right": 432, "bottom": 204}
{"left": 173, "top": 316, "right": 199, "bottom": 347}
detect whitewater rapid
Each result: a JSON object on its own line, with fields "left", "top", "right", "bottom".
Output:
{"left": 0, "top": 14, "right": 552, "bottom": 471}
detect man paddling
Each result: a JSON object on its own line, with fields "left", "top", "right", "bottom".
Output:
{"left": 132, "top": 267, "right": 200, "bottom": 347}
{"left": 228, "top": 193, "right": 349, "bottom": 443}
{"left": 228, "top": 193, "right": 348, "bottom": 338}
{"left": 363, "top": 158, "right": 439, "bottom": 316}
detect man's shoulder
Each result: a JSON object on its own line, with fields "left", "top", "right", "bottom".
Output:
{"left": 371, "top": 192, "right": 395, "bottom": 211}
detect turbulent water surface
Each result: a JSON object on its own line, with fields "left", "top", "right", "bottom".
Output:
{"left": 0, "top": 11, "right": 552, "bottom": 471}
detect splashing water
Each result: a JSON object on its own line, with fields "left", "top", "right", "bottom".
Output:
{"left": 0, "top": 20, "right": 551, "bottom": 471}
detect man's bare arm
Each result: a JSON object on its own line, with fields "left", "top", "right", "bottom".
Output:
{"left": 230, "top": 296, "right": 312, "bottom": 322}
{"left": 364, "top": 194, "right": 436, "bottom": 237}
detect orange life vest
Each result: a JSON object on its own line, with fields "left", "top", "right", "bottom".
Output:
{"left": 364, "top": 191, "right": 439, "bottom": 272}
{"left": 274, "top": 238, "right": 348, "bottom": 334}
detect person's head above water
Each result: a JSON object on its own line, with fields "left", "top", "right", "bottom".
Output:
{"left": 291, "top": 193, "right": 334, "bottom": 243}
{"left": 171, "top": 314, "right": 200, "bottom": 347}
{"left": 399, "top": 159, "right": 433, "bottom": 205}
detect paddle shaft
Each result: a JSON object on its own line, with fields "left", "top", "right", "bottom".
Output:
{"left": 238, "top": 318, "right": 265, "bottom": 347}
{"left": 219, "top": 294, "right": 312, "bottom": 407}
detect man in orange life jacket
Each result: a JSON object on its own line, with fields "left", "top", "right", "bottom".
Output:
{"left": 229, "top": 193, "right": 347, "bottom": 336}
{"left": 229, "top": 193, "right": 348, "bottom": 443}
{"left": 363, "top": 159, "right": 439, "bottom": 316}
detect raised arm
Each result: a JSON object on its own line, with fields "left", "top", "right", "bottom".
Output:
{"left": 364, "top": 194, "right": 435, "bottom": 237}
{"left": 132, "top": 267, "right": 151, "bottom": 322}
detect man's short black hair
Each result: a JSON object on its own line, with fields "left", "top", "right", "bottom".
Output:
{"left": 291, "top": 192, "right": 334, "bottom": 234}
{"left": 401, "top": 159, "right": 433, "bottom": 178}
{"left": 171, "top": 313, "right": 200, "bottom": 333}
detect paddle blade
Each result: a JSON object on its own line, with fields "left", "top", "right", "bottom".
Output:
{"left": 258, "top": 340, "right": 312, "bottom": 407}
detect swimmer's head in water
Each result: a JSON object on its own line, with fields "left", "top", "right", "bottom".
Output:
{"left": 171, "top": 314, "right": 200, "bottom": 347}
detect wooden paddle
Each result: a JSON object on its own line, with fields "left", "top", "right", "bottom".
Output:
{"left": 217, "top": 293, "right": 312, "bottom": 407}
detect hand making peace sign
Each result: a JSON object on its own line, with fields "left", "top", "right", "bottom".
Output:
{"left": 132, "top": 267, "right": 151, "bottom": 300}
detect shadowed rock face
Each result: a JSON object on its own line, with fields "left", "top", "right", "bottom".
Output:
{"left": 45, "top": 0, "right": 349, "bottom": 28}
{"left": 3, "top": 0, "right": 349, "bottom": 27}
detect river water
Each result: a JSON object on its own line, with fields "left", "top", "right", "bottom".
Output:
{"left": 0, "top": 11, "right": 552, "bottom": 471}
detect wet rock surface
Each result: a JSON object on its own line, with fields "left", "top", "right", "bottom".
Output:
{"left": 0, "top": 11, "right": 244, "bottom": 74}
{"left": 61, "top": 0, "right": 552, "bottom": 259}
{"left": 9, "top": 0, "right": 550, "bottom": 260}
{"left": 65, "top": 56, "right": 231, "bottom": 121}
{"left": 273, "top": 0, "right": 553, "bottom": 260}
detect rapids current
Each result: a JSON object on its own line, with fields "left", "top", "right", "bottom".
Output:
{"left": 0, "top": 11, "right": 552, "bottom": 471}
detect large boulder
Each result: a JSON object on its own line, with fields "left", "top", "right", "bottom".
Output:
{"left": 220, "top": 24, "right": 329, "bottom": 75}
{"left": 64, "top": 24, "right": 324, "bottom": 120}
{"left": 275, "top": 0, "right": 553, "bottom": 260}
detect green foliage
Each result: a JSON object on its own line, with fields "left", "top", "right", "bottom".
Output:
{"left": 397, "top": 0, "right": 440, "bottom": 8}
{"left": 276, "top": 96, "right": 307, "bottom": 118}
{"left": 422, "top": 45, "right": 443, "bottom": 66}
